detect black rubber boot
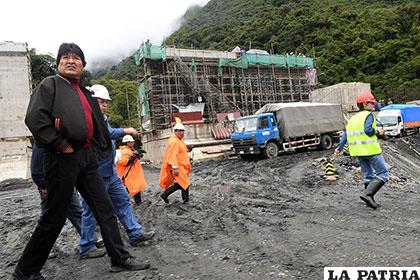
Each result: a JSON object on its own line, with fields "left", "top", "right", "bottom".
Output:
{"left": 360, "top": 179, "right": 385, "bottom": 209}
{"left": 181, "top": 187, "right": 189, "bottom": 203}
{"left": 160, "top": 184, "right": 180, "bottom": 203}
{"left": 134, "top": 192, "right": 142, "bottom": 205}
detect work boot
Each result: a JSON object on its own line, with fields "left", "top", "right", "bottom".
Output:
{"left": 366, "top": 178, "right": 385, "bottom": 197}
{"left": 360, "top": 193, "right": 379, "bottom": 209}
{"left": 130, "top": 231, "right": 155, "bottom": 246}
{"left": 160, "top": 185, "right": 180, "bottom": 203}
{"left": 12, "top": 270, "right": 45, "bottom": 280}
{"left": 134, "top": 192, "right": 142, "bottom": 205}
{"left": 80, "top": 248, "right": 106, "bottom": 259}
{"left": 110, "top": 257, "right": 150, "bottom": 272}
{"left": 181, "top": 188, "right": 189, "bottom": 203}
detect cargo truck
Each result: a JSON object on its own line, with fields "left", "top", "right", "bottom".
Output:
{"left": 377, "top": 104, "right": 420, "bottom": 137}
{"left": 231, "top": 103, "right": 345, "bottom": 159}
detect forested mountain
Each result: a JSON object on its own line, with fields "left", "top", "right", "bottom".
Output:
{"left": 165, "top": 0, "right": 420, "bottom": 101}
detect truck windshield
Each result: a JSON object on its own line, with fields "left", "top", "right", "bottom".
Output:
{"left": 378, "top": 116, "right": 398, "bottom": 126}
{"left": 234, "top": 117, "right": 258, "bottom": 133}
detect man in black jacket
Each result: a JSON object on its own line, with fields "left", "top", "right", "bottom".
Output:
{"left": 13, "top": 43, "right": 149, "bottom": 280}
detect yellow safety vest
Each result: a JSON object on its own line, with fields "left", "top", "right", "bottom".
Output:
{"left": 346, "top": 111, "right": 382, "bottom": 156}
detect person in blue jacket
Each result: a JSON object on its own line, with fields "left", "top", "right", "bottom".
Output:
{"left": 78, "top": 84, "right": 155, "bottom": 259}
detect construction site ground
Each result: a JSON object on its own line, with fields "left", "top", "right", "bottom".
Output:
{"left": 1, "top": 136, "right": 419, "bottom": 280}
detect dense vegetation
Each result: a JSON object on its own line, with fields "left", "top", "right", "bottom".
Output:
{"left": 166, "top": 0, "right": 420, "bottom": 101}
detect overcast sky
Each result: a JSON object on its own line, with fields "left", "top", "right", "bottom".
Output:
{"left": 1, "top": 0, "right": 209, "bottom": 68}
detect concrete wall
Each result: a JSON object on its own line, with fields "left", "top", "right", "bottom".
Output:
{"left": 0, "top": 41, "right": 31, "bottom": 180}
{"left": 0, "top": 138, "right": 31, "bottom": 181}
{"left": 310, "top": 82, "right": 371, "bottom": 112}
{"left": 165, "top": 47, "right": 236, "bottom": 60}
{"left": 142, "top": 123, "right": 227, "bottom": 163}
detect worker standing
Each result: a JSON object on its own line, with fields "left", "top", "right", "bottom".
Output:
{"left": 336, "top": 92, "right": 389, "bottom": 209}
{"left": 159, "top": 122, "right": 191, "bottom": 204}
{"left": 116, "top": 135, "right": 147, "bottom": 205}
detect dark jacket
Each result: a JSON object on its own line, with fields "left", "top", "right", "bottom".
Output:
{"left": 31, "top": 143, "right": 46, "bottom": 188}
{"left": 25, "top": 75, "right": 111, "bottom": 160}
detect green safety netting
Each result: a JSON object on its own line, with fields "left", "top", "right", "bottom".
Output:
{"left": 138, "top": 82, "right": 149, "bottom": 117}
{"left": 218, "top": 53, "right": 314, "bottom": 77}
{"left": 134, "top": 44, "right": 166, "bottom": 65}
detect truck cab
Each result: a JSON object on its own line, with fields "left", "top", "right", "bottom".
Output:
{"left": 377, "top": 109, "right": 403, "bottom": 137}
{"left": 231, "top": 113, "right": 280, "bottom": 158}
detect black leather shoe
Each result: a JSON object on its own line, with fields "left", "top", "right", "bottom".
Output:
{"left": 160, "top": 193, "right": 169, "bottom": 203}
{"left": 110, "top": 257, "right": 150, "bottom": 272}
{"left": 130, "top": 231, "right": 155, "bottom": 246}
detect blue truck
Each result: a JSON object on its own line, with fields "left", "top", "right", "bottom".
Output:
{"left": 377, "top": 104, "right": 420, "bottom": 137}
{"left": 231, "top": 103, "right": 345, "bottom": 159}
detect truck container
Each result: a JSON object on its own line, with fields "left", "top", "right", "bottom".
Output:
{"left": 231, "top": 103, "right": 345, "bottom": 159}
{"left": 377, "top": 104, "right": 420, "bottom": 137}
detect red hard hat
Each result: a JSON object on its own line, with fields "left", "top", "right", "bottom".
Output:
{"left": 356, "top": 92, "right": 376, "bottom": 104}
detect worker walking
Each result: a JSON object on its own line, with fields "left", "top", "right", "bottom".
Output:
{"left": 116, "top": 135, "right": 147, "bottom": 205}
{"left": 79, "top": 84, "right": 155, "bottom": 258}
{"left": 159, "top": 122, "right": 191, "bottom": 204}
{"left": 336, "top": 92, "right": 389, "bottom": 209}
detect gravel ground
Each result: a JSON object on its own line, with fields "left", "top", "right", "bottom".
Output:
{"left": 1, "top": 135, "right": 419, "bottom": 279}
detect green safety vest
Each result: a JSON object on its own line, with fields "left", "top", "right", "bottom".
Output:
{"left": 346, "top": 111, "right": 382, "bottom": 156}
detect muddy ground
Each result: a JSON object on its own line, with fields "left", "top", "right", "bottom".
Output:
{"left": 1, "top": 136, "right": 419, "bottom": 279}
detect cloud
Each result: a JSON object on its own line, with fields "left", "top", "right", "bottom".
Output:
{"left": 0, "top": 0, "right": 209, "bottom": 69}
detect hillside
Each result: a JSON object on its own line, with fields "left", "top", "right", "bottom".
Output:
{"left": 165, "top": 0, "right": 420, "bottom": 101}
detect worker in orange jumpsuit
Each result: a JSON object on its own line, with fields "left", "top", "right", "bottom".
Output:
{"left": 159, "top": 122, "right": 191, "bottom": 203}
{"left": 116, "top": 135, "right": 147, "bottom": 205}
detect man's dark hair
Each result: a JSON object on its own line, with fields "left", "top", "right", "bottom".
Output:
{"left": 56, "top": 43, "right": 86, "bottom": 67}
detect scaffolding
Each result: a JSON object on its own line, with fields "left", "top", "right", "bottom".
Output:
{"left": 136, "top": 45, "right": 317, "bottom": 130}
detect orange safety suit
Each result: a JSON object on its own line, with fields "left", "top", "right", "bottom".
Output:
{"left": 159, "top": 135, "right": 191, "bottom": 190}
{"left": 116, "top": 145, "right": 147, "bottom": 196}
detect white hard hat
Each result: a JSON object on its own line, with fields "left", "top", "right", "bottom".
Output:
{"left": 173, "top": 123, "right": 185, "bottom": 130}
{"left": 90, "top": 84, "right": 111, "bottom": 101}
{"left": 122, "top": 135, "right": 135, "bottom": 143}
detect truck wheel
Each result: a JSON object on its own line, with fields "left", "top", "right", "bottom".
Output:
{"left": 320, "top": 135, "right": 333, "bottom": 150}
{"left": 263, "top": 142, "right": 278, "bottom": 159}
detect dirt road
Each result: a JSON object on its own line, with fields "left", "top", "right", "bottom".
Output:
{"left": 1, "top": 136, "right": 419, "bottom": 279}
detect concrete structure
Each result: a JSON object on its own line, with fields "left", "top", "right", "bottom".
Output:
{"left": 136, "top": 45, "right": 316, "bottom": 162}
{"left": 310, "top": 82, "right": 371, "bottom": 113}
{"left": 0, "top": 41, "right": 31, "bottom": 181}
{"left": 142, "top": 123, "right": 232, "bottom": 163}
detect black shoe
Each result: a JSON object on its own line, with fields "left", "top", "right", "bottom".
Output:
{"left": 360, "top": 193, "right": 378, "bottom": 209}
{"left": 182, "top": 188, "right": 189, "bottom": 203}
{"left": 12, "top": 271, "right": 45, "bottom": 280}
{"left": 130, "top": 231, "right": 155, "bottom": 246}
{"left": 80, "top": 248, "right": 106, "bottom": 259}
{"left": 134, "top": 193, "right": 142, "bottom": 205}
{"left": 110, "top": 257, "right": 150, "bottom": 272}
{"left": 160, "top": 193, "right": 169, "bottom": 203}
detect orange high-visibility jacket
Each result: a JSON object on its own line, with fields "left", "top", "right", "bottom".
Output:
{"left": 159, "top": 135, "right": 191, "bottom": 190}
{"left": 116, "top": 145, "right": 147, "bottom": 196}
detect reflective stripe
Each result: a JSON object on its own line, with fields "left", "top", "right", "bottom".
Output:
{"left": 348, "top": 140, "right": 378, "bottom": 145}
{"left": 347, "top": 131, "right": 366, "bottom": 137}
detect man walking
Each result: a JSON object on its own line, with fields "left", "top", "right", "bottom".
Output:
{"left": 79, "top": 84, "right": 154, "bottom": 258}
{"left": 159, "top": 122, "right": 192, "bottom": 204}
{"left": 14, "top": 43, "right": 149, "bottom": 280}
{"left": 336, "top": 92, "right": 389, "bottom": 209}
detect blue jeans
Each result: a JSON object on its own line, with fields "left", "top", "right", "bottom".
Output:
{"left": 40, "top": 189, "right": 82, "bottom": 235}
{"left": 79, "top": 170, "right": 143, "bottom": 255}
{"left": 357, "top": 154, "right": 389, "bottom": 184}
